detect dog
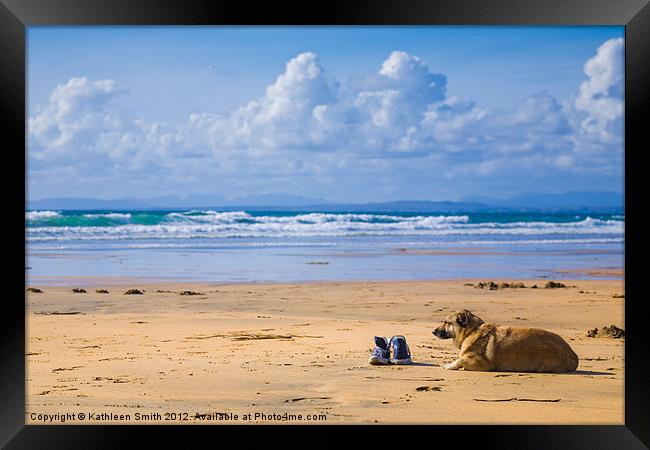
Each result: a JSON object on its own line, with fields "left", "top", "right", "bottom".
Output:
{"left": 432, "top": 309, "right": 578, "bottom": 372}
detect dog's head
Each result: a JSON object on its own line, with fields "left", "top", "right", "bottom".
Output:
{"left": 432, "top": 309, "right": 484, "bottom": 348}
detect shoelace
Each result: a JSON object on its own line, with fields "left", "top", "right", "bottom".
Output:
{"left": 372, "top": 347, "right": 389, "bottom": 356}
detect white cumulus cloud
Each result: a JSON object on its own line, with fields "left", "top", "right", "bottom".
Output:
{"left": 27, "top": 40, "right": 625, "bottom": 199}
{"left": 574, "top": 37, "right": 624, "bottom": 140}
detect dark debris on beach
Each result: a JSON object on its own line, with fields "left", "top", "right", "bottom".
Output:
{"left": 124, "top": 289, "right": 144, "bottom": 295}
{"left": 470, "top": 281, "right": 526, "bottom": 290}
{"left": 467, "top": 280, "right": 571, "bottom": 290}
{"left": 416, "top": 386, "right": 442, "bottom": 392}
{"left": 587, "top": 325, "right": 625, "bottom": 339}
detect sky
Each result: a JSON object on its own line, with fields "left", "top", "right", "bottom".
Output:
{"left": 27, "top": 26, "right": 624, "bottom": 203}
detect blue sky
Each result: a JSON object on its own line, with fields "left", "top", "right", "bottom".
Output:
{"left": 27, "top": 26, "right": 624, "bottom": 202}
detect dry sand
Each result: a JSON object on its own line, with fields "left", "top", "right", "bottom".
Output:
{"left": 26, "top": 279, "right": 624, "bottom": 424}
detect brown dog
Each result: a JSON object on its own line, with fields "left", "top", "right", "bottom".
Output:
{"left": 432, "top": 310, "right": 578, "bottom": 372}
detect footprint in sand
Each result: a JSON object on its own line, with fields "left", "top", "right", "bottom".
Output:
{"left": 285, "top": 396, "right": 333, "bottom": 403}
{"left": 52, "top": 366, "right": 84, "bottom": 373}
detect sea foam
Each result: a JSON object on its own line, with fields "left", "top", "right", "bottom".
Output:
{"left": 26, "top": 210, "right": 624, "bottom": 243}
{"left": 26, "top": 210, "right": 62, "bottom": 220}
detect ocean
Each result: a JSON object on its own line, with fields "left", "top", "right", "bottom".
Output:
{"left": 25, "top": 209, "right": 624, "bottom": 284}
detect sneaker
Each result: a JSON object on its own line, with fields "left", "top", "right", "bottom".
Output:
{"left": 389, "top": 335, "right": 412, "bottom": 365}
{"left": 368, "top": 336, "right": 390, "bottom": 365}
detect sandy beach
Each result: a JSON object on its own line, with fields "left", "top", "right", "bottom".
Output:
{"left": 26, "top": 278, "right": 624, "bottom": 425}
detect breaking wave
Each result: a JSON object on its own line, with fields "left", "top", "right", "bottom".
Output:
{"left": 26, "top": 210, "right": 624, "bottom": 243}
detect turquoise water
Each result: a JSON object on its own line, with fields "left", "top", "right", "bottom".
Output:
{"left": 25, "top": 209, "right": 624, "bottom": 284}
{"left": 27, "top": 209, "right": 623, "bottom": 229}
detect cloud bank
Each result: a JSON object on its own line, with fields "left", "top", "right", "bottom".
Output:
{"left": 28, "top": 39, "right": 624, "bottom": 200}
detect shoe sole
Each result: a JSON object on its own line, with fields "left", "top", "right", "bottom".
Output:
{"left": 391, "top": 358, "right": 412, "bottom": 365}
{"left": 368, "top": 356, "right": 390, "bottom": 365}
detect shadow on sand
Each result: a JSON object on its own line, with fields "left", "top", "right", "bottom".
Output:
{"left": 569, "top": 369, "right": 613, "bottom": 376}
{"left": 368, "top": 361, "right": 438, "bottom": 368}
{"left": 489, "top": 369, "right": 613, "bottom": 376}
{"left": 368, "top": 364, "right": 612, "bottom": 374}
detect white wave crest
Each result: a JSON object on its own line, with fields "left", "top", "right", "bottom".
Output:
{"left": 161, "top": 211, "right": 469, "bottom": 226}
{"left": 83, "top": 213, "right": 132, "bottom": 221}
{"left": 26, "top": 215, "right": 624, "bottom": 243}
{"left": 164, "top": 210, "right": 253, "bottom": 224}
{"left": 26, "top": 210, "right": 62, "bottom": 220}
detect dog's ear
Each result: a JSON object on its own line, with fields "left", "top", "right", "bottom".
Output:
{"left": 456, "top": 311, "right": 470, "bottom": 327}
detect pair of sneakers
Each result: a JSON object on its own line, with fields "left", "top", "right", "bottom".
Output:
{"left": 368, "top": 335, "right": 412, "bottom": 365}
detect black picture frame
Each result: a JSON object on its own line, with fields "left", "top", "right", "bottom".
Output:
{"left": 2, "top": 0, "right": 648, "bottom": 448}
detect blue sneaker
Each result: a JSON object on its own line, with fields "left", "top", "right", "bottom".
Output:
{"left": 368, "top": 336, "right": 390, "bottom": 365}
{"left": 389, "top": 336, "right": 412, "bottom": 365}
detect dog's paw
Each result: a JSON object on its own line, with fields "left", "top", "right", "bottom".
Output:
{"left": 443, "top": 362, "right": 457, "bottom": 370}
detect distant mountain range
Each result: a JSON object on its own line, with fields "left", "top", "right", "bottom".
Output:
{"left": 461, "top": 191, "right": 624, "bottom": 210}
{"left": 27, "top": 191, "right": 623, "bottom": 212}
{"left": 27, "top": 193, "right": 326, "bottom": 210}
